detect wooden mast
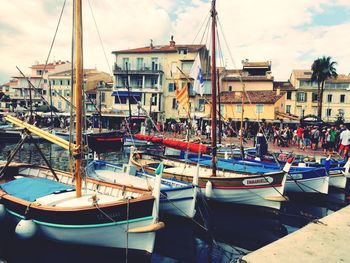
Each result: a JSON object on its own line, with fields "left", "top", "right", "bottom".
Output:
{"left": 211, "top": 0, "right": 217, "bottom": 177}
{"left": 74, "top": 0, "right": 83, "bottom": 197}
{"left": 240, "top": 84, "right": 245, "bottom": 158}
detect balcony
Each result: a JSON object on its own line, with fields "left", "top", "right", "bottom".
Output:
{"left": 113, "top": 64, "right": 163, "bottom": 75}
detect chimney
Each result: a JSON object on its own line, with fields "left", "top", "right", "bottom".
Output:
{"left": 150, "top": 39, "right": 154, "bottom": 49}
{"left": 276, "top": 88, "right": 280, "bottom": 96}
{"left": 169, "top": 35, "right": 175, "bottom": 47}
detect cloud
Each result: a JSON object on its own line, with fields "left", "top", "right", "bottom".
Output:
{"left": 0, "top": 0, "right": 349, "bottom": 84}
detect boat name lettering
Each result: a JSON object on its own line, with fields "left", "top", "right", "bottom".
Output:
{"left": 97, "top": 211, "right": 121, "bottom": 221}
{"left": 243, "top": 177, "right": 273, "bottom": 186}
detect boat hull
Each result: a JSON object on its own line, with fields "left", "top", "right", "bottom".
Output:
{"left": 87, "top": 131, "right": 124, "bottom": 153}
{"left": 130, "top": 153, "right": 287, "bottom": 209}
{"left": 328, "top": 171, "right": 347, "bottom": 189}
{"left": 88, "top": 161, "right": 197, "bottom": 218}
{"left": 6, "top": 211, "right": 156, "bottom": 253}
{"left": 0, "top": 164, "right": 158, "bottom": 253}
{"left": 285, "top": 174, "right": 329, "bottom": 194}
{"left": 160, "top": 186, "right": 196, "bottom": 218}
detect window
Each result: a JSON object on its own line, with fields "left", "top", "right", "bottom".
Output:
{"left": 170, "top": 62, "right": 177, "bottom": 77}
{"left": 327, "top": 94, "right": 332, "bottom": 103}
{"left": 326, "top": 108, "right": 332, "bottom": 117}
{"left": 188, "top": 83, "right": 194, "bottom": 96}
{"left": 43, "top": 90, "right": 47, "bottom": 96}
{"left": 296, "top": 92, "right": 307, "bottom": 102}
{"left": 181, "top": 61, "right": 192, "bottom": 72}
{"left": 198, "top": 99, "right": 205, "bottom": 111}
{"left": 151, "top": 94, "right": 157, "bottom": 105}
{"left": 151, "top": 78, "right": 158, "bottom": 88}
{"left": 115, "top": 96, "right": 127, "bottom": 104}
{"left": 236, "top": 105, "right": 242, "bottom": 113}
{"left": 340, "top": 94, "right": 345, "bottom": 103}
{"left": 136, "top": 78, "right": 142, "bottom": 88}
{"left": 286, "top": 105, "right": 291, "bottom": 113}
{"left": 256, "top": 104, "right": 264, "bottom": 113}
{"left": 130, "top": 95, "right": 141, "bottom": 104}
{"left": 58, "top": 101, "right": 62, "bottom": 109}
{"left": 121, "top": 77, "right": 128, "bottom": 87}
{"left": 228, "top": 86, "right": 232, "bottom": 92}
{"left": 286, "top": 91, "right": 292, "bottom": 100}
{"left": 101, "top": 92, "right": 105, "bottom": 103}
{"left": 43, "top": 79, "right": 47, "bottom": 83}
{"left": 136, "top": 58, "right": 143, "bottom": 70}
{"left": 172, "top": 98, "right": 177, "bottom": 109}
{"left": 151, "top": 58, "right": 158, "bottom": 71}
{"left": 168, "top": 83, "right": 175, "bottom": 92}
{"left": 67, "top": 80, "right": 70, "bottom": 86}
{"left": 178, "top": 49, "right": 188, "bottom": 54}
{"left": 60, "top": 80, "right": 63, "bottom": 85}
{"left": 122, "top": 58, "right": 130, "bottom": 70}
{"left": 312, "top": 92, "right": 318, "bottom": 102}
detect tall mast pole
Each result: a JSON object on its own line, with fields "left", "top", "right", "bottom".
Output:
{"left": 217, "top": 68, "right": 222, "bottom": 144}
{"left": 240, "top": 84, "right": 245, "bottom": 158}
{"left": 211, "top": 0, "right": 217, "bottom": 177}
{"left": 74, "top": 0, "right": 82, "bottom": 197}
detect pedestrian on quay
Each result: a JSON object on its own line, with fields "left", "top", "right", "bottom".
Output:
{"left": 338, "top": 126, "right": 350, "bottom": 158}
{"left": 310, "top": 126, "right": 320, "bottom": 150}
{"left": 296, "top": 125, "right": 304, "bottom": 149}
{"left": 302, "top": 126, "right": 311, "bottom": 150}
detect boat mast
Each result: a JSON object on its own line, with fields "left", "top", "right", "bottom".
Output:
{"left": 211, "top": 0, "right": 217, "bottom": 177}
{"left": 74, "top": 0, "right": 83, "bottom": 197}
{"left": 240, "top": 84, "right": 245, "bottom": 158}
{"left": 217, "top": 68, "right": 222, "bottom": 144}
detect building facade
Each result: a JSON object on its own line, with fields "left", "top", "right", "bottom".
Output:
{"left": 111, "top": 37, "right": 209, "bottom": 123}
{"left": 288, "top": 70, "right": 350, "bottom": 122}
{"left": 48, "top": 69, "right": 112, "bottom": 113}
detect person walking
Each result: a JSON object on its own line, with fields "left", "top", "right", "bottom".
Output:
{"left": 338, "top": 126, "right": 350, "bottom": 158}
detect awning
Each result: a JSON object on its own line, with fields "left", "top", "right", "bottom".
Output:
{"left": 112, "top": 91, "right": 142, "bottom": 97}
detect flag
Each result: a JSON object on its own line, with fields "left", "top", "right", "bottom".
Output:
{"left": 189, "top": 54, "right": 204, "bottom": 96}
{"left": 175, "top": 82, "right": 189, "bottom": 109}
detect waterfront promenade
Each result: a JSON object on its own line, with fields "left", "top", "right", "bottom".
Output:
{"left": 241, "top": 204, "right": 350, "bottom": 263}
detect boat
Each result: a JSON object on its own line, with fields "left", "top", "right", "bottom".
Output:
{"left": 51, "top": 129, "right": 124, "bottom": 153}
{"left": 0, "top": 127, "right": 46, "bottom": 143}
{"left": 86, "top": 147, "right": 198, "bottom": 218}
{"left": 86, "top": 130, "right": 124, "bottom": 154}
{"left": 0, "top": 0, "right": 163, "bottom": 254}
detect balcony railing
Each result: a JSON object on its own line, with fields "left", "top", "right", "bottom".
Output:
{"left": 113, "top": 64, "right": 163, "bottom": 75}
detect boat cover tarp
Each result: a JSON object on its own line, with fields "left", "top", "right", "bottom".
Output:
{"left": 1, "top": 177, "right": 75, "bottom": 202}
{"left": 134, "top": 134, "right": 210, "bottom": 154}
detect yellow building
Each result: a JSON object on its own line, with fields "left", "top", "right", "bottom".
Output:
{"left": 111, "top": 37, "right": 210, "bottom": 122}
{"left": 205, "top": 90, "right": 284, "bottom": 122}
{"left": 210, "top": 60, "right": 284, "bottom": 122}
{"left": 288, "top": 70, "right": 350, "bottom": 122}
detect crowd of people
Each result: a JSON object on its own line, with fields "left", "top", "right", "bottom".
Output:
{"left": 268, "top": 124, "right": 350, "bottom": 157}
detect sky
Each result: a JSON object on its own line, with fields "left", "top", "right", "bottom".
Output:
{"left": 0, "top": 0, "right": 350, "bottom": 84}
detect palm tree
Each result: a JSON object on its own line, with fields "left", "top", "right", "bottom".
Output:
{"left": 311, "top": 56, "right": 337, "bottom": 119}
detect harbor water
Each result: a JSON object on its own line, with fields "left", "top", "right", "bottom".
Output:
{"left": 0, "top": 142, "right": 349, "bottom": 263}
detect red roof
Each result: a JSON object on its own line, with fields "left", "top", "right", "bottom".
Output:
{"left": 219, "top": 90, "right": 283, "bottom": 104}
{"left": 31, "top": 61, "right": 69, "bottom": 69}
{"left": 112, "top": 44, "right": 205, "bottom": 54}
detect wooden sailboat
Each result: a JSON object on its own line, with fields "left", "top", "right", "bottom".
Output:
{"left": 129, "top": 0, "right": 289, "bottom": 210}
{"left": 0, "top": 0, "right": 163, "bottom": 253}
{"left": 87, "top": 147, "right": 198, "bottom": 218}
